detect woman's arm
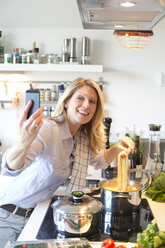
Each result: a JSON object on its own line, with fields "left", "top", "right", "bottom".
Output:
{"left": 6, "top": 101, "right": 44, "bottom": 171}
{"left": 104, "top": 136, "right": 135, "bottom": 165}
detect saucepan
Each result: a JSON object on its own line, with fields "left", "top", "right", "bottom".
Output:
{"left": 51, "top": 191, "right": 104, "bottom": 235}
{"left": 99, "top": 169, "right": 151, "bottom": 213}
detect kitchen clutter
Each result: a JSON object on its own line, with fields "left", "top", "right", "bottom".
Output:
{"left": 0, "top": 32, "right": 91, "bottom": 65}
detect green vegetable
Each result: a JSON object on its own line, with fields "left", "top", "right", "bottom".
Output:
{"left": 146, "top": 172, "right": 165, "bottom": 202}
{"left": 154, "top": 236, "right": 163, "bottom": 248}
{"left": 137, "top": 219, "right": 165, "bottom": 248}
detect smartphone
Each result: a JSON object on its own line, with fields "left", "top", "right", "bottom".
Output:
{"left": 25, "top": 90, "right": 40, "bottom": 119}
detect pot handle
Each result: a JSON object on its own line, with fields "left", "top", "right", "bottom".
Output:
{"left": 112, "top": 192, "right": 131, "bottom": 200}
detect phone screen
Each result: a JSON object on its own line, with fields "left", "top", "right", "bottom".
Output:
{"left": 25, "top": 90, "right": 40, "bottom": 119}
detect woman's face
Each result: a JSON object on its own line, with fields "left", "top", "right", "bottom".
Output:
{"left": 65, "top": 85, "right": 98, "bottom": 129}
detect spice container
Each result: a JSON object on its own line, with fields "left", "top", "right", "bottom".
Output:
{"left": 41, "top": 54, "right": 47, "bottom": 64}
{"left": 50, "top": 106, "right": 55, "bottom": 117}
{"left": 81, "top": 37, "right": 90, "bottom": 65}
{"left": 26, "top": 52, "right": 33, "bottom": 64}
{"left": 51, "top": 87, "right": 57, "bottom": 101}
{"left": 53, "top": 54, "right": 59, "bottom": 64}
{"left": 12, "top": 48, "right": 20, "bottom": 64}
{"left": 33, "top": 48, "right": 40, "bottom": 64}
{"left": 21, "top": 54, "right": 27, "bottom": 64}
{"left": 47, "top": 54, "right": 54, "bottom": 64}
{"left": 58, "top": 84, "right": 64, "bottom": 99}
{"left": 43, "top": 106, "right": 48, "bottom": 116}
{"left": 4, "top": 53, "right": 12, "bottom": 64}
{"left": 45, "top": 89, "right": 51, "bottom": 101}
{"left": 39, "top": 89, "right": 45, "bottom": 101}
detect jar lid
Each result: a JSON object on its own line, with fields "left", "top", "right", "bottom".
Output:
{"left": 149, "top": 124, "right": 161, "bottom": 131}
{"left": 58, "top": 84, "right": 64, "bottom": 90}
{"left": 51, "top": 191, "right": 104, "bottom": 215}
{"left": 4, "top": 53, "right": 12, "bottom": 57}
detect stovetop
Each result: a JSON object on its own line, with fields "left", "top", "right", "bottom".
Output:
{"left": 36, "top": 196, "right": 155, "bottom": 243}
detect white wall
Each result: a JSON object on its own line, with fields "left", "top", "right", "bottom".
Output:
{"left": 0, "top": 19, "right": 165, "bottom": 151}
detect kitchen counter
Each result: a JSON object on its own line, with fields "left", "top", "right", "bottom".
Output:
{"left": 17, "top": 167, "right": 165, "bottom": 242}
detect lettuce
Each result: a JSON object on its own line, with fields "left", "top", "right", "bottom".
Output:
{"left": 146, "top": 172, "right": 165, "bottom": 203}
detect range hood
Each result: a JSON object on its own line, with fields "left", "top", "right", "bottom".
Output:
{"left": 77, "top": 0, "right": 165, "bottom": 30}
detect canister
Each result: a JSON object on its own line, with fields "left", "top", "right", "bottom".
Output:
{"left": 43, "top": 106, "right": 48, "bottom": 116}
{"left": 58, "top": 84, "right": 64, "bottom": 99}
{"left": 45, "top": 89, "right": 51, "bottom": 101}
{"left": 4, "top": 53, "right": 12, "bottom": 64}
{"left": 21, "top": 54, "right": 27, "bottom": 64}
{"left": 39, "top": 89, "right": 45, "bottom": 101}
{"left": 51, "top": 89, "right": 56, "bottom": 101}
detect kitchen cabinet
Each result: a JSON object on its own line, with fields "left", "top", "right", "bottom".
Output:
{"left": 0, "top": 64, "right": 103, "bottom": 73}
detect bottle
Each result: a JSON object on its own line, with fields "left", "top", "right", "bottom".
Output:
{"left": 102, "top": 117, "right": 115, "bottom": 179}
{"left": 130, "top": 135, "right": 143, "bottom": 169}
{"left": 58, "top": 84, "right": 64, "bottom": 99}
{"left": 33, "top": 48, "right": 40, "bottom": 64}
{"left": 12, "top": 48, "right": 20, "bottom": 64}
{"left": 0, "top": 31, "right": 4, "bottom": 63}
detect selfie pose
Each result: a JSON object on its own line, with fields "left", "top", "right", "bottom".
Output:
{"left": 0, "top": 78, "right": 134, "bottom": 247}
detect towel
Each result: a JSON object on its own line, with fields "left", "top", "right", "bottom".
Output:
{"left": 66, "top": 130, "right": 90, "bottom": 193}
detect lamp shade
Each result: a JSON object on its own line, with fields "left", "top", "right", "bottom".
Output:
{"left": 113, "top": 30, "right": 154, "bottom": 49}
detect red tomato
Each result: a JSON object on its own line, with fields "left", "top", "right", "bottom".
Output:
{"left": 101, "top": 239, "right": 116, "bottom": 248}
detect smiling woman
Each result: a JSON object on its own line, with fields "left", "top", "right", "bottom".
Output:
{"left": 0, "top": 77, "right": 134, "bottom": 247}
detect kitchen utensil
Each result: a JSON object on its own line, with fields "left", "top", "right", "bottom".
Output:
{"left": 69, "top": 38, "right": 77, "bottom": 62}
{"left": 81, "top": 36, "right": 90, "bottom": 64}
{"left": 99, "top": 169, "right": 150, "bottom": 213}
{"left": 146, "top": 124, "right": 162, "bottom": 175}
{"left": 51, "top": 191, "right": 104, "bottom": 235}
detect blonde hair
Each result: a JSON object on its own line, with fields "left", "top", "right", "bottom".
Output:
{"left": 52, "top": 78, "right": 106, "bottom": 153}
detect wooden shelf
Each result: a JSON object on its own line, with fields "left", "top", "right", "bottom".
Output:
{"left": 0, "top": 64, "right": 103, "bottom": 73}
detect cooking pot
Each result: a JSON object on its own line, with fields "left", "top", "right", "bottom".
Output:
{"left": 99, "top": 169, "right": 151, "bottom": 213}
{"left": 51, "top": 191, "right": 104, "bottom": 235}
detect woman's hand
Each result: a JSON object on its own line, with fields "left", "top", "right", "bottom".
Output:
{"left": 117, "top": 136, "right": 135, "bottom": 156}
{"left": 18, "top": 100, "right": 44, "bottom": 148}
{"left": 104, "top": 136, "right": 135, "bottom": 165}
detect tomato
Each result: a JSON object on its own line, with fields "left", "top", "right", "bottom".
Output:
{"left": 101, "top": 239, "right": 116, "bottom": 248}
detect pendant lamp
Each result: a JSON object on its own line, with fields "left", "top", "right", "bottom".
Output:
{"left": 113, "top": 30, "right": 154, "bottom": 49}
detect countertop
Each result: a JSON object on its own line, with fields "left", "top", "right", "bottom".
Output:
{"left": 17, "top": 167, "right": 165, "bottom": 242}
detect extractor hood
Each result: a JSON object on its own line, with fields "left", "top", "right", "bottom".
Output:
{"left": 77, "top": 0, "right": 165, "bottom": 30}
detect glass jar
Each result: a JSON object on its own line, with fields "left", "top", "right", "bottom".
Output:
{"left": 50, "top": 106, "right": 55, "bottom": 117}
{"left": 21, "top": 54, "right": 27, "bottom": 64}
{"left": 40, "top": 54, "right": 47, "bottom": 64}
{"left": 39, "top": 89, "right": 45, "bottom": 101}
{"left": 4, "top": 53, "right": 12, "bottom": 64}
{"left": 47, "top": 54, "right": 54, "bottom": 64}
{"left": 45, "top": 89, "right": 51, "bottom": 101}
{"left": 27, "top": 52, "right": 33, "bottom": 64}
{"left": 12, "top": 48, "right": 20, "bottom": 64}
{"left": 58, "top": 84, "right": 64, "bottom": 99}
{"left": 43, "top": 106, "right": 48, "bottom": 117}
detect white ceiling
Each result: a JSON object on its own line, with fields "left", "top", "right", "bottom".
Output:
{"left": 0, "top": 0, "right": 82, "bottom": 29}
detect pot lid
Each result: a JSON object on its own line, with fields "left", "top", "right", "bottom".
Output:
{"left": 51, "top": 191, "right": 104, "bottom": 215}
